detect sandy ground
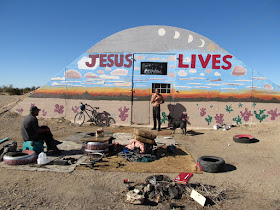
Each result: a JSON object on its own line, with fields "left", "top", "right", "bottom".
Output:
{"left": 0, "top": 94, "right": 280, "bottom": 209}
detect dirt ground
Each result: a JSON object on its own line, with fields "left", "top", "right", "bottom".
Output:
{"left": 0, "top": 94, "right": 280, "bottom": 209}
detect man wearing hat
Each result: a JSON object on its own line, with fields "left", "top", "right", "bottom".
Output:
{"left": 21, "top": 106, "right": 62, "bottom": 154}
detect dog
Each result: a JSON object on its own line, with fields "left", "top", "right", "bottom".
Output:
{"left": 168, "top": 115, "right": 189, "bottom": 135}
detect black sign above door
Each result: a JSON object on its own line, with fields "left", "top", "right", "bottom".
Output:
{"left": 141, "top": 62, "right": 167, "bottom": 75}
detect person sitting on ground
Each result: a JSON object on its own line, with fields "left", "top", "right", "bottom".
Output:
{"left": 21, "top": 106, "right": 62, "bottom": 154}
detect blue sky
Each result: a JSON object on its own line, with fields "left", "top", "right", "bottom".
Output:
{"left": 0, "top": 0, "right": 279, "bottom": 88}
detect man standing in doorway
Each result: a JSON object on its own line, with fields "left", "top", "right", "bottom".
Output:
{"left": 151, "top": 88, "right": 165, "bottom": 131}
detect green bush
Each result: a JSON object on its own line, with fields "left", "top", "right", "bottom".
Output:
{"left": 0, "top": 85, "right": 40, "bottom": 95}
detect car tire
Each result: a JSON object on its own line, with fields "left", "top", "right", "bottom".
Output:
{"left": 3, "top": 150, "right": 37, "bottom": 165}
{"left": 197, "top": 156, "right": 225, "bottom": 173}
{"left": 233, "top": 134, "right": 257, "bottom": 143}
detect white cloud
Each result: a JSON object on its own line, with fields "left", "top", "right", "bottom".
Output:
{"left": 147, "top": 78, "right": 165, "bottom": 80}
{"left": 194, "top": 86, "right": 210, "bottom": 89}
{"left": 65, "top": 69, "right": 82, "bottom": 79}
{"left": 214, "top": 72, "right": 221, "bottom": 76}
{"left": 207, "top": 84, "right": 220, "bottom": 86}
{"left": 62, "top": 81, "right": 82, "bottom": 83}
{"left": 175, "top": 86, "right": 192, "bottom": 88}
{"left": 178, "top": 70, "right": 187, "bottom": 77}
{"left": 51, "top": 82, "right": 66, "bottom": 86}
{"left": 78, "top": 57, "right": 99, "bottom": 70}
{"left": 200, "top": 73, "right": 205, "bottom": 76}
{"left": 148, "top": 57, "right": 160, "bottom": 61}
{"left": 105, "top": 67, "right": 111, "bottom": 71}
{"left": 252, "top": 77, "right": 267, "bottom": 80}
{"left": 223, "top": 83, "right": 244, "bottom": 86}
{"left": 189, "top": 69, "right": 197, "bottom": 73}
{"left": 168, "top": 55, "right": 176, "bottom": 61}
{"left": 114, "top": 82, "right": 132, "bottom": 87}
{"left": 111, "top": 69, "right": 128, "bottom": 76}
{"left": 84, "top": 72, "right": 99, "bottom": 78}
{"left": 246, "top": 86, "right": 261, "bottom": 89}
{"left": 190, "top": 77, "right": 205, "bottom": 80}
{"left": 51, "top": 76, "right": 65, "bottom": 81}
{"left": 134, "top": 55, "right": 145, "bottom": 60}
{"left": 71, "top": 84, "right": 84, "bottom": 87}
{"left": 99, "top": 75, "right": 120, "bottom": 80}
{"left": 134, "top": 66, "right": 140, "bottom": 70}
{"left": 82, "top": 81, "right": 105, "bottom": 85}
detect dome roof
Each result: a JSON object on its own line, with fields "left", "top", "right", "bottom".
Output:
{"left": 86, "top": 25, "right": 226, "bottom": 53}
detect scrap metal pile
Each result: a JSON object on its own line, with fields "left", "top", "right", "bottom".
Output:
{"left": 124, "top": 174, "right": 230, "bottom": 207}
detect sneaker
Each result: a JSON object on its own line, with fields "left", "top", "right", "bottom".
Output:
{"left": 151, "top": 128, "right": 156, "bottom": 130}
{"left": 158, "top": 129, "right": 161, "bottom": 131}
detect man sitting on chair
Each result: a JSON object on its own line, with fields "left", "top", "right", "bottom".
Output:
{"left": 21, "top": 106, "right": 62, "bottom": 154}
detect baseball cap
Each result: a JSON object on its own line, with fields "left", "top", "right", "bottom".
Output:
{"left": 30, "top": 106, "right": 41, "bottom": 112}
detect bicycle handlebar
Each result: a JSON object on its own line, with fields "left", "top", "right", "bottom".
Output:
{"left": 80, "top": 102, "right": 99, "bottom": 110}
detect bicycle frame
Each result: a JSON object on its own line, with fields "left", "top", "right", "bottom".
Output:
{"left": 80, "top": 104, "right": 98, "bottom": 124}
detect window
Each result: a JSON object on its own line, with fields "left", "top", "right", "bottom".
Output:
{"left": 141, "top": 62, "right": 167, "bottom": 75}
{"left": 152, "top": 83, "right": 171, "bottom": 93}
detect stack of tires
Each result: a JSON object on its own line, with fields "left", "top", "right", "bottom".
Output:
{"left": 134, "top": 129, "right": 157, "bottom": 145}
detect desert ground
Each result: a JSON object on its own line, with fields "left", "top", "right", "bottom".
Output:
{"left": 0, "top": 93, "right": 280, "bottom": 209}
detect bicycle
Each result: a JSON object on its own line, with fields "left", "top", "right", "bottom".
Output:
{"left": 74, "top": 103, "right": 116, "bottom": 127}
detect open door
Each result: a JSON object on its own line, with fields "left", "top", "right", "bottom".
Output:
{"left": 131, "top": 53, "right": 176, "bottom": 125}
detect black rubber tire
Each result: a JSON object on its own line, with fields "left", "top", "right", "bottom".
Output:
{"left": 197, "top": 156, "right": 225, "bottom": 173}
{"left": 96, "top": 113, "right": 106, "bottom": 127}
{"left": 233, "top": 134, "right": 257, "bottom": 143}
{"left": 106, "top": 117, "right": 116, "bottom": 127}
{"left": 74, "top": 112, "right": 85, "bottom": 126}
{"left": 3, "top": 150, "right": 37, "bottom": 165}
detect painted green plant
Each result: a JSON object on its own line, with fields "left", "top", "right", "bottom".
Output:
{"left": 254, "top": 109, "right": 268, "bottom": 123}
{"left": 225, "top": 105, "right": 233, "bottom": 113}
{"left": 233, "top": 115, "right": 242, "bottom": 125}
{"left": 252, "top": 103, "right": 257, "bottom": 108}
{"left": 160, "top": 112, "right": 168, "bottom": 125}
{"left": 210, "top": 105, "right": 213, "bottom": 108}
{"left": 205, "top": 115, "right": 212, "bottom": 125}
{"left": 238, "top": 103, "right": 243, "bottom": 107}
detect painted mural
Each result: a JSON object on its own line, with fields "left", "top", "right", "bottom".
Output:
{"left": 13, "top": 26, "right": 280, "bottom": 128}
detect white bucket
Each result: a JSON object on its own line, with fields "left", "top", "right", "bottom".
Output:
{"left": 37, "top": 152, "right": 51, "bottom": 165}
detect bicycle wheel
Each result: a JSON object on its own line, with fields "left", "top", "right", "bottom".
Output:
{"left": 74, "top": 112, "right": 85, "bottom": 126}
{"left": 96, "top": 113, "right": 106, "bottom": 127}
{"left": 106, "top": 117, "right": 116, "bottom": 127}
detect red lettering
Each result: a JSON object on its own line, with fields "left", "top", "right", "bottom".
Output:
{"left": 212, "top": 54, "right": 221, "bottom": 69}
{"left": 107, "top": 54, "right": 114, "bottom": 67}
{"left": 222, "top": 55, "right": 233, "bottom": 70}
{"left": 86, "top": 54, "right": 99, "bottom": 67}
{"left": 124, "top": 54, "right": 133, "bottom": 68}
{"left": 178, "top": 54, "right": 189, "bottom": 68}
{"left": 198, "top": 54, "right": 211, "bottom": 68}
{"left": 99, "top": 54, "right": 107, "bottom": 67}
{"left": 115, "top": 54, "right": 124, "bottom": 67}
{"left": 191, "top": 54, "right": 196, "bottom": 68}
